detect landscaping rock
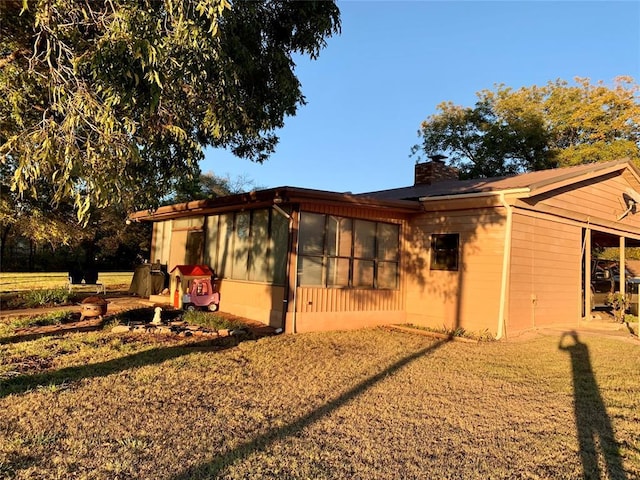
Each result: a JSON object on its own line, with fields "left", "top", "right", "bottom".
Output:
{"left": 111, "top": 325, "right": 131, "bottom": 333}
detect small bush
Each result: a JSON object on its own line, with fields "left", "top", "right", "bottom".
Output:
{"left": 26, "top": 311, "right": 75, "bottom": 328}
{"left": 182, "top": 310, "right": 243, "bottom": 331}
{"left": 607, "top": 292, "right": 629, "bottom": 323}
{"left": 6, "top": 310, "right": 74, "bottom": 331}
{"left": 19, "top": 288, "right": 71, "bottom": 308}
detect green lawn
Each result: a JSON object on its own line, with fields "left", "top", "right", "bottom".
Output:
{"left": 0, "top": 272, "right": 133, "bottom": 293}
{"left": 0, "top": 326, "right": 638, "bottom": 479}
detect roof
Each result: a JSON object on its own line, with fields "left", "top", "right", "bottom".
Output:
{"left": 359, "top": 159, "right": 640, "bottom": 201}
{"left": 169, "top": 265, "right": 214, "bottom": 276}
{"left": 130, "top": 186, "right": 421, "bottom": 222}
{"left": 130, "top": 159, "right": 640, "bottom": 221}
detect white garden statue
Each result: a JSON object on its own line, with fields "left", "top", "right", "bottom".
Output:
{"left": 151, "top": 306, "right": 163, "bottom": 325}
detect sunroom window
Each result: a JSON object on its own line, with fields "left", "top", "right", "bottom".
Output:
{"left": 298, "top": 212, "right": 400, "bottom": 289}
{"left": 205, "top": 208, "right": 288, "bottom": 285}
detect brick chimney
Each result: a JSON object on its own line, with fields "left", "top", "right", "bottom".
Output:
{"left": 414, "top": 157, "right": 458, "bottom": 185}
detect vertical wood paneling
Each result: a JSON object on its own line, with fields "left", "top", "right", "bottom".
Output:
{"left": 296, "top": 287, "right": 403, "bottom": 313}
{"left": 293, "top": 203, "right": 407, "bottom": 324}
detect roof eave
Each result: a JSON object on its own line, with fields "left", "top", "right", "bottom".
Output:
{"left": 129, "top": 186, "right": 421, "bottom": 222}
{"left": 526, "top": 158, "right": 636, "bottom": 197}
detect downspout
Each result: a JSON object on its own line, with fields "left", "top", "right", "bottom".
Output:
{"left": 420, "top": 188, "right": 527, "bottom": 340}
{"left": 496, "top": 193, "right": 513, "bottom": 340}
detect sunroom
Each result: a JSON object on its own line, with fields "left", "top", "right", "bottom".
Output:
{"left": 130, "top": 187, "right": 420, "bottom": 332}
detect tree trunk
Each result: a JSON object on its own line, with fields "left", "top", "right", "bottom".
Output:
{"left": 0, "top": 225, "right": 11, "bottom": 272}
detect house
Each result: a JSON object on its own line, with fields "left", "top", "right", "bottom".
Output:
{"left": 129, "top": 158, "right": 640, "bottom": 338}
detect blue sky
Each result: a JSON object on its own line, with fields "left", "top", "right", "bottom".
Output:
{"left": 201, "top": 1, "right": 640, "bottom": 194}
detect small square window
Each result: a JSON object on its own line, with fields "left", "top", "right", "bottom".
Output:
{"left": 431, "top": 234, "right": 459, "bottom": 271}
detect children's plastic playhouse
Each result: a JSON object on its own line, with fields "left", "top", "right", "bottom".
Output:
{"left": 169, "top": 265, "right": 220, "bottom": 311}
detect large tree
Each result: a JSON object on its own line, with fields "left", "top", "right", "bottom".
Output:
{"left": 413, "top": 77, "right": 640, "bottom": 179}
{"left": 0, "top": 0, "right": 340, "bottom": 221}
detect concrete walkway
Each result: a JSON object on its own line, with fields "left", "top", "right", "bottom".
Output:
{"left": 507, "top": 310, "right": 640, "bottom": 344}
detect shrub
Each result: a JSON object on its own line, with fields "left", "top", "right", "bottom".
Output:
{"left": 182, "top": 310, "right": 244, "bottom": 331}
{"left": 11, "top": 310, "right": 75, "bottom": 329}
{"left": 607, "top": 292, "right": 629, "bottom": 323}
{"left": 19, "top": 288, "right": 71, "bottom": 308}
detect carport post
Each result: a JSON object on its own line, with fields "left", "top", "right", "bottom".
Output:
{"left": 619, "top": 237, "right": 626, "bottom": 297}
{"left": 584, "top": 229, "right": 591, "bottom": 319}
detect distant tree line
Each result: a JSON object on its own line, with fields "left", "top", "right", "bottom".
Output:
{"left": 1, "top": 172, "right": 259, "bottom": 272}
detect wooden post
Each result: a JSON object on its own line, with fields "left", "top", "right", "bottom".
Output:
{"left": 619, "top": 236, "right": 626, "bottom": 297}
{"left": 584, "top": 229, "right": 592, "bottom": 320}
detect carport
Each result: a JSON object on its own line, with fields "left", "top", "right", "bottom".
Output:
{"left": 584, "top": 230, "right": 640, "bottom": 316}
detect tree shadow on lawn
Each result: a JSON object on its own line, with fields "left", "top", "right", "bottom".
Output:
{"left": 0, "top": 336, "right": 238, "bottom": 399}
{"left": 0, "top": 323, "right": 104, "bottom": 345}
{"left": 169, "top": 337, "right": 451, "bottom": 480}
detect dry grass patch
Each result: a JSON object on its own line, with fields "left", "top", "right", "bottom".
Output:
{"left": 0, "top": 327, "right": 638, "bottom": 479}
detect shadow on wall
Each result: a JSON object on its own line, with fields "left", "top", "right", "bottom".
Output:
{"left": 558, "top": 331, "right": 627, "bottom": 480}
{"left": 404, "top": 208, "right": 507, "bottom": 331}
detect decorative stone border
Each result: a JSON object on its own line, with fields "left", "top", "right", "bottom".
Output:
{"left": 111, "top": 321, "right": 250, "bottom": 339}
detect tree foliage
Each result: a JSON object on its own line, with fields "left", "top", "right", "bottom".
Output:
{"left": 168, "top": 170, "right": 265, "bottom": 204}
{"left": 0, "top": 157, "right": 82, "bottom": 268}
{"left": 413, "top": 77, "right": 640, "bottom": 179}
{"left": 0, "top": 0, "right": 340, "bottom": 220}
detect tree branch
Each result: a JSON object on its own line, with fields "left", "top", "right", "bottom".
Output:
{"left": 0, "top": 48, "right": 30, "bottom": 70}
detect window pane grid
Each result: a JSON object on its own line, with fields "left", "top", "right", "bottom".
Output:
{"left": 208, "top": 209, "right": 287, "bottom": 285}
{"left": 430, "top": 234, "right": 459, "bottom": 271}
{"left": 298, "top": 212, "right": 399, "bottom": 289}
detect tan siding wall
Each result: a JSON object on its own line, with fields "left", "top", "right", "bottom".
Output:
{"left": 217, "top": 280, "right": 285, "bottom": 328}
{"left": 296, "top": 287, "right": 402, "bottom": 312}
{"left": 293, "top": 310, "right": 405, "bottom": 333}
{"left": 508, "top": 213, "right": 581, "bottom": 333}
{"left": 537, "top": 171, "right": 640, "bottom": 230}
{"left": 405, "top": 208, "right": 507, "bottom": 335}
